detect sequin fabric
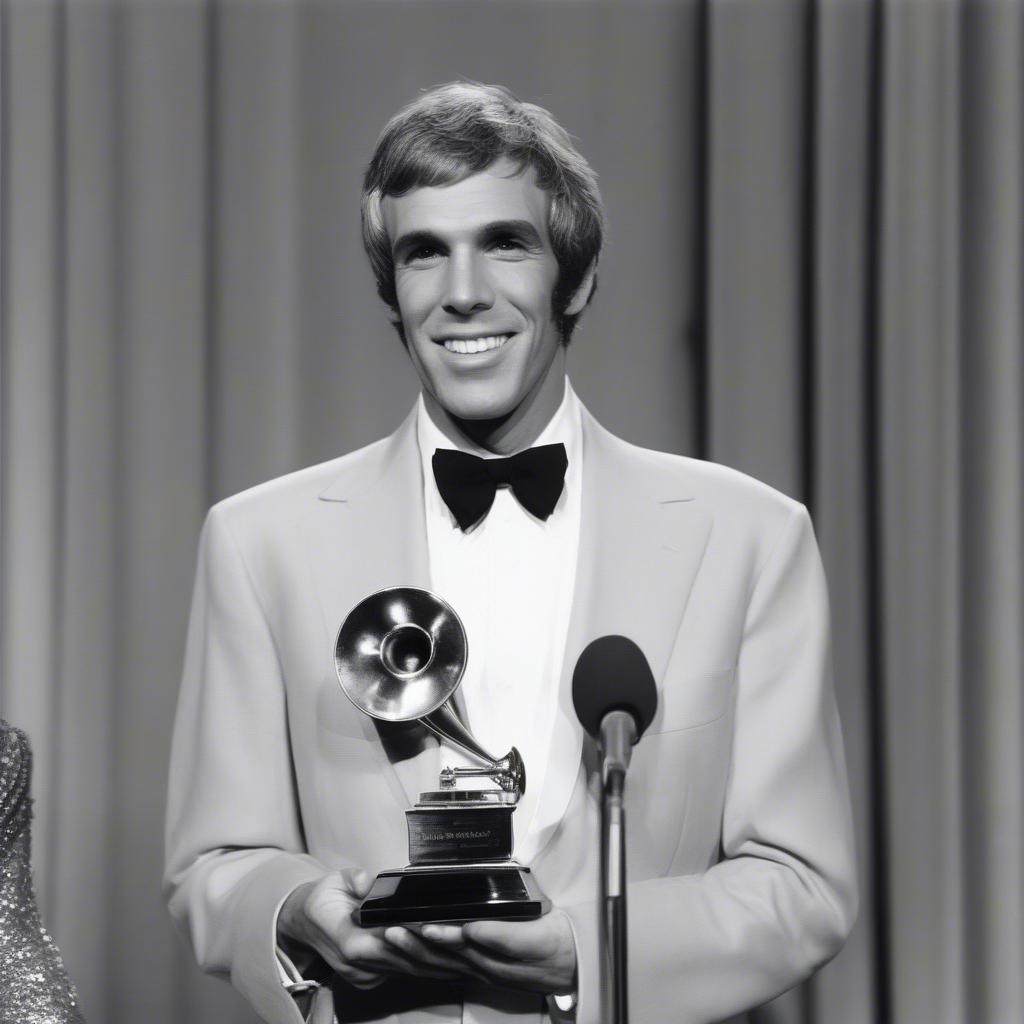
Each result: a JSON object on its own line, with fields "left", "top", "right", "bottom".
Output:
{"left": 1, "top": 722, "right": 85, "bottom": 1024}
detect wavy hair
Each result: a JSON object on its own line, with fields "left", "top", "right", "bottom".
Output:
{"left": 361, "top": 82, "right": 604, "bottom": 344}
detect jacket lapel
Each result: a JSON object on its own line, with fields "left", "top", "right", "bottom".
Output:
{"left": 312, "top": 407, "right": 440, "bottom": 811}
{"left": 526, "top": 406, "right": 713, "bottom": 864}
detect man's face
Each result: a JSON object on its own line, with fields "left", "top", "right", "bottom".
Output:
{"left": 383, "top": 159, "right": 564, "bottom": 423}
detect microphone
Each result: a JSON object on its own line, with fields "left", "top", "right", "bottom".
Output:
{"left": 572, "top": 636, "right": 657, "bottom": 1024}
{"left": 572, "top": 636, "right": 658, "bottom": 783}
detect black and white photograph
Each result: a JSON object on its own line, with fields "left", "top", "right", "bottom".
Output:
{"left": 1, "top": 2, "right": 1021, "bottom": 1023}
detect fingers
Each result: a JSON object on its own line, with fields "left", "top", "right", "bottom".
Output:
{"left": 315, "top": 942, "right": 386, "bottom": 989}
{"left": 293, "top": 871, "right": 386, "bottom": 988}
{"left": 418, "top": 919, "right": 547, "bottom": 960}
{"left": 461, "top": 920, "right": 525, "bottom": 957}
{"left": 337, "top": 964, "right": 388, "bottom": 990}
{"left": 289, "top": 870, "right": 483, "bottom": 988}
{"left": 413, "top": 923, "right": 530, "bottom": 984}
{"left": 464, "top": 910, "right": 574, "bottom": 960}
{"left": 418, "top": 923, "right": 468, "bottom": 948}
{"left": 442, "top": 914, "right": 577, "bottom": 994}
{"left": 355, "top": 930, "right": 467, "bottom": 982}
{"left": 338, "top": 867, "right": 375, "bottom": 899}
{"left": 381, "top": 927, "right": 478, "bottom": 981}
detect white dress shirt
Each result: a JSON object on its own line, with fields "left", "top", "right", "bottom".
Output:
{"left": 416, "top": 378, "right": 582, "bottom": 863}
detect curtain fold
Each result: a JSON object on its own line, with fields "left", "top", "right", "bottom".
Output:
{"left": 51, "top": 1, "right": 119, "bottom": 1010}
{"left": 876, "top": 3, "right": 966, "bottom": 1020}
{"left": 812, "top": 2, "right": 876, "bottom": 1019}
{"left": 959, "top": 5, "right": 1024, "bottom": 1023}
{"left": 2, "top": 2, "right": 1020, "bottom": 1022}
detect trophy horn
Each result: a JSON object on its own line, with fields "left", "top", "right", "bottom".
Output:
{"left": 334, "top": 587, "right": 526, "bottom": 796}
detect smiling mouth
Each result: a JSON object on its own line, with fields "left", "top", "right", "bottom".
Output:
{"left": 437, "top": 334, "right": 513, "bottom": 355}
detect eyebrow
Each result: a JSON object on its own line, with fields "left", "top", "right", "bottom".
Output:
{"left": 392, "top": 219, "right": 544, "bottom": 259}
{"left": 391, "top": 230, "right": 441, "bottom": 260}
{"left": 479, "top": 219, "right": 544, "bottom": 246}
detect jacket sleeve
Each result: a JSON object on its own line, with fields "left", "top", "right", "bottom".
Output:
{"left": 163, "top": 505, "right": 331, "bottom": 1024}
{"left": 564, "top": 504, "right": 859, "bottom": 1024}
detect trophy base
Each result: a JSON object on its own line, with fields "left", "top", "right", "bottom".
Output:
{"left": 353, "top": 863, "right": 551, "bottom": 927}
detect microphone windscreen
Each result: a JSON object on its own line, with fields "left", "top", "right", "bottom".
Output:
{"left": 572, "top": 636, "right": 658, "bottom": 739}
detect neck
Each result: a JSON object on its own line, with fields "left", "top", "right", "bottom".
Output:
{"left": 424, "top": 351, "right": 567, "bottom": 455}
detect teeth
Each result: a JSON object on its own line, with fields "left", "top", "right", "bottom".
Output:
{"left": 441, "top": 334, "right": 511, "bottom": 355}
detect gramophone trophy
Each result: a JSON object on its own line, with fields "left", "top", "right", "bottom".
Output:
{"left": 334, "top": 586, "right": 551, "bottom": 926}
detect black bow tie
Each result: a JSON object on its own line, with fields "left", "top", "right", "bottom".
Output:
{"left": 432, "top": 443, "right": 568, "bottom": 531}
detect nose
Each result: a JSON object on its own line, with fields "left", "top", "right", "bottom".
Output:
{"left": 442, "top": 250, "right": 494, "bottom": 315}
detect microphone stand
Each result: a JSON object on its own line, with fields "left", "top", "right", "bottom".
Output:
{"left": 600, "top": 711, "right": 636, "bottom": 1024}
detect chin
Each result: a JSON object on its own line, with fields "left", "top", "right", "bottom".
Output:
{"left": 435, "top": 384, "right": 522, "bottom": 423}
{"left": 446, "top": 398, "right": 518, "bottom": 424}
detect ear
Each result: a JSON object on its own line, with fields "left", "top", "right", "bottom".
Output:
{"left": 389, "top": 313, "right": 408, "bottom": 348}
{"left": 563, "top": 260, "right": 598, "bottom": 317}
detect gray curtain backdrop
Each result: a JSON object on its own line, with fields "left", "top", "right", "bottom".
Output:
{"left": 1, "top": 1, "right": 1021, "bottom": 1022}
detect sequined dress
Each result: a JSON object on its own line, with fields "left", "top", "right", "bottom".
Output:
{"left": 0, "top": 722, "right": 86, "bottom": 1024}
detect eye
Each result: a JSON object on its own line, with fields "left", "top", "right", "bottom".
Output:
{"left": 491, "top": 235, "right": 526, "bottom": 254}
{"left": 407, "top": 245, "right": 440, "bottom": 262}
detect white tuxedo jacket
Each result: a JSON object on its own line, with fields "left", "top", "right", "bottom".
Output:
{"left": 164, "top": 403, "right": 857, "bottom": 1024}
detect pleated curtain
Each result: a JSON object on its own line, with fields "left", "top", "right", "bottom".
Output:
{"left": 1, "top": 2, "right": 1020, "bottom": 1022}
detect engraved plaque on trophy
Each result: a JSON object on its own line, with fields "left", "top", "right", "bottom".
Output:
{"left": 334, "top": 587, "right": 551, "bottom": 926}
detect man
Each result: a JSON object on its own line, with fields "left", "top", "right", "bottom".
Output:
{"left": 164, "top": 83, "right": 857, "bottom": 1024}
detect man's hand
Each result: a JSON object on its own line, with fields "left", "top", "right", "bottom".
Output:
{"left": 278, "top": 871, "right": 577, "bottom": 995}
{"left": 381, "top": 910, "right": 577, "bottom": 996}
{"left": 277, "top": 869, "right": 469, "bottom": 989}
